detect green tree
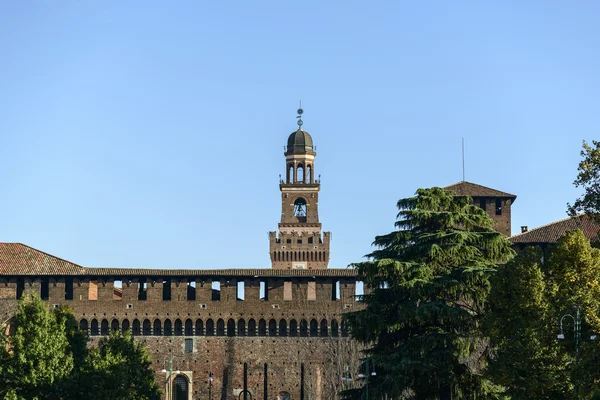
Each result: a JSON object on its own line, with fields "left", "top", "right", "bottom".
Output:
{"left": 568, "top": 140, "right": 600, "bottom": 222}
{"left": 344, "top": 187, "right": 514, "bottom": 399}
{"left": 0, "top": 293, "right": 73, "bottom": 400}
{"left": 485, "top": 247, "right": 571, "bottom": 399}
{"left": 84, "top": 331, "right": 161, "bottom": 400}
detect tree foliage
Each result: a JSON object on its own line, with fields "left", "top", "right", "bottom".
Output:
{"left": 0, "top": 294, "right": 160, "bottom": 400}
{"left": 344, "top": 187, "right": 515, "bottom": 399}
{"left": 568, "top": 140, "right": 600, "bottom": 221}
{"left": 487, "top": 230, "right": 600, "bottom": 399}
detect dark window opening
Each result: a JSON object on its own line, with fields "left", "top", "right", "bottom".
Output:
{"left": 299, "top": 320, "right": 308, "bottom": 337}
{"left": 163, "top": 279, "right": 172, "bottom": 301}
{"left": 173, "top": 375, "right": 188, "bottom": 400}
{"left": 259, "top": 319, "right": 267, "bottom": 336}
{"left": 279, "top": 319, "right": 287, "bottom": 336}
{"left": 101, "top": 319, "right": 109, "bottom": 335}
{"left": 41, "top": 277, "right": 49, "bottom": 300}
{"left": 320, "top": 319, "right": 328, "bottom": 337}
{"left": 206, "top": 319, "right": 214, "bottom": 336}
{"left": 121, "top": 319, "right": 130, "bottom": 332}
{"left": 310, "top": 319, "right": 318, "bottom": 337}
{"left": 132, "top": 319, "right": 141, "bottom": 336}
{"left": 289, "top": 320, "right": 298, "bottom": 337}
{"left": 479, "top": 198, "right": 486, "bottom": 210}
{"left": 308, "top": 237, "right": 313, "bottom": 244}
{"left": 79, "top": 319, "right": 88, "bottom": 333}
{"left": 64, "top": 277, "right": 74, "bottom": 300}
{"left": 496, "top": 199, "right": 503, "bottom": 215}
{"left": 184, "top": 339, "right": 193, "bottom": 354}
{"left": 227, "top": 319, "right": 235, "bottom": 337}
{"left": 153, "top": 320, "right": 161, "bottom": 336}
{"left": 269, "top": 319, "right": 277, "bottom": 336}
{"left": 195, "top": 319, "right": 203, "bottom": 336}
{"left": 331, "top": 320, "right": 339, "bottom": 337}
{"left": 90, "top": 319, "right": 99, "bottom": 336}
{"left": 185, "top": 319, "right": 193, "bottom": 336}
{"left": 211, "top": 281, "right": 221, "bottom": 301}
{"left": 174, "top": 319, "right": 183, "bottom": 336}
{"left": 297, "top": 239, "right": 302, "bottom": 244}
{"left": 164, "top": 319, "right": 172, "bottom": 336}
{"left": 143, "top": 319, "right": 151, "bottom": 335}
{"left": 286, "top": 238, "right": 292, "bottom": 244}
{"left": 187, "top": 281, "right": 196, "bottom": 301}
{"left": 138, "top": 280, "right": 147, "bottom": 301}
{"left": 238, "top": 319, "right": 246, "bottom": 336}
{"left": 16, "top": 278, "right": 25, "bottom": 300}
{"left": 248, "top": 319, "right": 256, "bottom": 336}
{"left": 216, "top": 319, "right": 225, "bottom": 336}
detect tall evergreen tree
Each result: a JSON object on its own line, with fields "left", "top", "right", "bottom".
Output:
{"left": 344, "top": 187, "right": 514, "bottom": 399}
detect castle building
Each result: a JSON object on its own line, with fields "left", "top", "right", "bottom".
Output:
{"left": 0, "top": 112, "right": 362, "bottom": 400}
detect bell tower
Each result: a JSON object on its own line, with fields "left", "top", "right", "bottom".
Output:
{"left": 269, "top": 108, "right": 331, "bottom": 269}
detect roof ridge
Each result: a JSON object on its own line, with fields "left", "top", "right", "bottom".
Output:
{"left": 509, "top": 214, "right": 582, "bottom": 238}
{"left": 13, "top": 243, "right": 85, "bottom": 269}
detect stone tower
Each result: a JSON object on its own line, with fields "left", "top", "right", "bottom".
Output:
{"left": 269, "top": 109, "right": 331, "bottom": 269}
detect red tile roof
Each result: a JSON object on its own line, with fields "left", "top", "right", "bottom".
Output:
{"left": 0, "top": 243, "right": 85, "bottom": 275}
{"left": 444, "top": 181, "right": 517, "bottom": 200}
{"left": 509, "top": 214, "right": 600, "bottom": 244}
{"left": 0, "top": 243, "right": 357, "bottom": 277}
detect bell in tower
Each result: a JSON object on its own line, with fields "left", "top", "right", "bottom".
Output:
{"left": 268, "top": 108, "right": 331, "bottom": 269}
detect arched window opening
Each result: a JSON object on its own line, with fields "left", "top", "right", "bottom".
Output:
{"left": 227, "top": 319, "right": 236, "bottom": 337}
{"left": 143, "top": 319, "right": 151, "bottom": 336}
{"left": 216, "top": 319, "right": 225, "bottom": 336}
{"left": 238, "top": 319, "right": 246, "bottom": 336}
{"left": 153, "top": 320, "right": 161, "bottom": 336}
{"left": 79, "top": 319, "right": 88, "bottom": 333}
{"left": 195, "top": 319, "right": 204, "bottom": 336}
{"left": 122, "top": 319, "right": 130, "bottom": 333}
{"left": 185, "top": 319, "right": 193, "bottom": 336}
{"left": 206, "top": 319, "right": 215, "bottom": 336}
{"left": 101, "top": 319, "right": 109, "bottom": 336}
{"left": 279, "top": 319, "right": 287, "bottom": 336}
{"left": 164, "top": 319, "right": 172, "bottom": 336}
{"left": 248, "top": 319, "right": 256, "bottom": 336}
{"left": 287, "top": 165, "right": 294, "bottom": 183}
{"left": 173, "top": 375, "right": 188, "bottom": 400}
{"left": 174, "top": 319, "right": 183, "bottom": 336}
{"left": 297, "top": 164, "right": 304, "bottom": 183}
{"left": 278, "top": 392, "right": 291, "bottom": 400}
{"left": 306, "top": 165, "right": 312, "bottom": 183}
{"left": 310, "top": 319, "right": 318, "bottom": 337}
{"left": 320, "top": 319, "right": 328, "bottom": 337}
{"left": 300, "top": 320, "right": 308, "bottom": 337}
{"left": 289, "top": 320, "right": 298, "bottom": 337}
{"left": 133, "top": 319, "right": 141, "bottom": 336}
{"left": 331, "top": 319, "right": 339, "bottom": 337}
{"left": 269, "top": 319, "right": 277, "bottom": 336}
{"left": 258, "top": 319, "right": 267, "bottom": 336}
{"left": 318, "top": 252, "right": 322, "bottom": 262}
{"left": 90, "top": 319, "right": 98, "bottom": 336}
{"left": 294, "top": 198, "right": 307, "bottom": 221}
{"left": 341, "top": 321, "right": 349, "bottom": 337}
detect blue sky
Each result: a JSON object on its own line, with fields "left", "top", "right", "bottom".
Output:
{"left": 1, "top": 1, "right": 599, "bottom": 269}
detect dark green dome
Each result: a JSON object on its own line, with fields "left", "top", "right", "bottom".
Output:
{"left": 286, "top": 129, "right": 314, "bottom": 153}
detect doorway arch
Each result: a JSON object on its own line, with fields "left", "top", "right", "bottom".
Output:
{"left": 172, "top": 374, "right": 188, "bottom": 400}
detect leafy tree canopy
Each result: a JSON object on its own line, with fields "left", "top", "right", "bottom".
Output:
{"left": 344, "top": 187, "right": 514, "bottom": 399}
{"left": 568, "top": 140, "right": 600, "bottom": 221}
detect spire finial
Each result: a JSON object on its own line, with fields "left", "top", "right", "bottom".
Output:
{"left": 296, "top": 101, "right": 303, "bottom": 129}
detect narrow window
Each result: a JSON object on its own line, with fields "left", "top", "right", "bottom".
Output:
{"left": 65, "top": 277, "right": 74, "bottom": 300}
{"left": 185, "top": 319, "right": 193, "bottom": 336}
{"left": 133, "top": 319, "right": 141, "bottom": 336}
{"left": 162, "top": 279, "right": 171, "bottom": 301}
{"left": 289, "top": 320, "right": 298, "bottom": 337}
{"left": 143, "top": 319, "right": 151, "bottom": 335}
{"left": 260, "top": 280, "right": 268, "bottom": 300}
{"left": 331, "top": 280, "right": 340, "bottom": 301}
{"left": 238, "top": 319, "right": 246, "bottom": 336}
{"left": 227, "top": 319, "right": 236, "bottom": 336}
{"left": 479, "top": 198, "right": 486, "bottom": 211}
{"left": 310, "top": 319, "right": 318, "bottom": 337}
{"left": 308, "top": 236, "right": 313, "bottom": 244}
{"left": 79, "top": 319, "right": 88, "bottom": 333}
{"left": 259, "top": 319, "right": 267, "bottom": 336}
{"left": 307, "top": 281, "right": 316, "bottom": 301}
{"left": 153, "top": 320, "right": 161, "bottom": 336}
{"left": 279, "top": 319, "right": 287, "bottom": 336}
{"left": 175, "top": 319, "right": 183, "bottom": 336}
{"left": 217, "top": 319, "right": 225, "bottom": 336}
{"left": 297, "top": 164, "right": 304, "bottom": 182}
{"left": 137, "top": 279, "right": 147, "bottom": 301}
{"left": 496, "top": 199, "right": 503, "bottom": 215}
{"left": 41, "top": 277, "right": 49, "bottom": 300}
{"left": 212, "top": 281, "right": 221, "bottom": 301}
{"left": 206, "top": 319, "right": 214, "bottom": 336}
{"left": 184, "top": 338, "right": 193, "bottom": 353}
{"left": 164, "top": 319, "right": 172, "bottom": 336}
{"left": 113, "top": 280, "right": 122, "bottom": 301}
{"left": 90, "top": 319, "right": 99, "bottom": 336}
{"left": 237, "top": 281, "right": 245, "bottom": 301}
{"left": 283, "top": 281, "right": 292, "bottom": 301}
{"left": 331, "top": 320, "right": 339, "bottom": 336}
{"left": 16, "top": 278, "right": 24, "bottom": 300}
{"left": 248, "top": 319, "right": 256, "bottom": 336}
{"left": 320, "top": 319, "right": 328, "bottom": 336}
{"left": 269, "top": 319, "right": 277, "bottom": 336}
{"left": 101, "top": 319, "right": 109, "bottom": 335}
{"left": 187, "top": 281, "right": 196, "bottom": 301}
{"left": 110, "top": 319, "right": 119, "bottom": 332}
{"left": 122, "top": 319, "right": 130, "bottom": 333}
{"left": 355, "top": 281, "right": 364, "bottom": 301}
{"left": 195, "top": 319, "right": 204, "bottom": 336}
{"left": 299, "top": 320, "right": 308, "bottom": 337}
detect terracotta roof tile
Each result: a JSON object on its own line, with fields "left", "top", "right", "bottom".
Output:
{"left": 0, "top": 243, "right": 357, "bottom": 277}
{"left": 444, "top": 181, "right": 517, "bottom": 200}
{"left": 509, "top": 214, "right": 600, "bottom": 244}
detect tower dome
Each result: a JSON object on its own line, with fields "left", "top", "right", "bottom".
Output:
{"left": 286, "top": 129, "right": 314, "bottom": 153}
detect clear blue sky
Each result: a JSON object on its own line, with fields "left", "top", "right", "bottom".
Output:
{"left": 1, "top": 1, "right": 599, "bottom": 270}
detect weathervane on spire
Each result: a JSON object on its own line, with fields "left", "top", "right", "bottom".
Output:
{"left": 297, "top": 101, "right": 303, "bottom": 128}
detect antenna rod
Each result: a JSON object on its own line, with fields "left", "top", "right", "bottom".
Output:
{"left": 462, "top": 137, "right": 465, "bottom": 182}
